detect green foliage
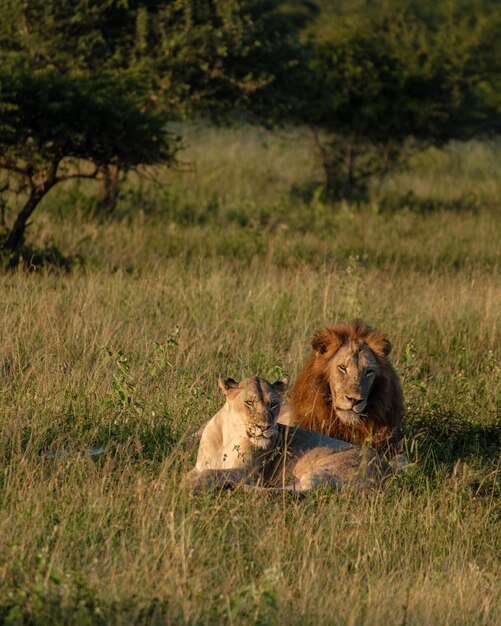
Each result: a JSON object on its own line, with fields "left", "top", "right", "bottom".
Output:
{"left": 302, "top": 0, "right": 501, "bottom": 198}
{"left": 148, "top": 0, "right": 309, "bottom": 121}
{"left": 0, "top": 0, "right": 184, "bottom": 251}
{"left": 0, "top": 0, "right": 308, "bottom": 121}
{"left": 0, "top": 67, "right": 178, "bottom": 252}
{"left": 0, "top": 0, "right": 310, "bottom": 247}
{"left": 0, "top": 69, "right": 176, "bottom": 168}
{"left": 104, "top": 348, "right": 143, "bottom": 416}
{"left": 2, "top": 0, "right": 500, "bottom": 236}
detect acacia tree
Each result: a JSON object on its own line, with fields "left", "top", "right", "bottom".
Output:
{"left": 0, "top": 0, "right": 308, "bottom": 236}
{"left": 302, "top": 0, "right": 501, "bottom": 199}
{"left": 0, "top": 69, "right": 178, "bottom": 252}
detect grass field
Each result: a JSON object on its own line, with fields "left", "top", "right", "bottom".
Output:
{"left": 0, "top": 126, "right": 500, "bottom": 625}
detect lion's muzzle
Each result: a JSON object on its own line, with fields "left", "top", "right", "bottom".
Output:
{"left": 335, "top": 408, "right": 365, "bottom": 426}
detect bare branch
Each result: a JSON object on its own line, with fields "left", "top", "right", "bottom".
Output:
{"left": 0, "top": 159, "right": 32, "bottom": 178}
{"left": 57, "top": 167, "right": 99, "bottom": 182}
{"left": 48, "top": 160, "right": 59, "bottom": 184}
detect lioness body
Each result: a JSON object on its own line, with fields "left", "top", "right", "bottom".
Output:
{"left": 195, "top": 402, "right": 274, "bottom": 471}
{"left": 188, "top": 375, "right": 389, "bottom": 493}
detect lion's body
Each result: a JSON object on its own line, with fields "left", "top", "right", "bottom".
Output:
{"left": 187, "top": 375, "right": 389, "bottom": 493}
{"left": 287, "top": 321, "right": 404, "bottom": 454}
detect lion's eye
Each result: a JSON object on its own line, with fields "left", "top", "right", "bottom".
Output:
{"left": 366, "top": 369, "right": 375, "bottom": 377}
{"left": 338, "top": 365, "right": 347, "bottom": 374}
{"left": 245, "top": 400, "right": 254, "bottom": 407}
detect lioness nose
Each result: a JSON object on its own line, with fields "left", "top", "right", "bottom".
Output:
{"left": 254, "top": 424, "right": 271, "bottom": 435}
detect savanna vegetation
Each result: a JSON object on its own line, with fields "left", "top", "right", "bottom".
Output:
{"left": 0, "top": 126, "right": 499, "bottom": 626}
{"left": 0, "top": 1, "right": 500, "bottom": 625}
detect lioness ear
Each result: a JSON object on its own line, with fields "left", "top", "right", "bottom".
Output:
{"left": 312, "top": 328, "right": 342, "bottom": 355}
{"left": 272, "top": 376, "right": 290, "bottom": 394}
{"left": 218, "top": 374, "right": 239, "bottom": 395}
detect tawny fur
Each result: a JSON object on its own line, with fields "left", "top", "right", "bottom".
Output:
{"left": 287, "top": 320, "right": 404, "bottom": 454}
{"left": 187, "top": 375, "right": 390, "bottom": 493}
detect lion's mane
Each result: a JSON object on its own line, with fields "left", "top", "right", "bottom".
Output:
{"left": 290, "top": 320, "right": 404, "bottom": 454}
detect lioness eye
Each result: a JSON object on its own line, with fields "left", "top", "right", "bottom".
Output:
{"left": 338, "top": 365, "right": 347, "bottom": 374}
{"left": 245, "top": 400, "right": 254, "bottom": 407}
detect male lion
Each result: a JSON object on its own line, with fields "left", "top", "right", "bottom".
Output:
{"left": 284, "top": 320, "right": 404, "bottom": 455}
{"left": 187, "top": 375, "right": 389, "bottom": 493}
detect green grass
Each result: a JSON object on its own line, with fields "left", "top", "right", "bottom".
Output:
{"left": 0, "top": 126, "right": 500, "bottom": 625}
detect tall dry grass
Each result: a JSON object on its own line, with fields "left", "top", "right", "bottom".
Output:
{"left": 0, "top": 126, "right": 499, "bottom": 624}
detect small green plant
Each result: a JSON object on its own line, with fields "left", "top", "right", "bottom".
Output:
{"left": 267, "top": 365, "right": 289, "bottom": 382}
{"left": 401, "top": 339, "right": 428, "bottom": 394}
{"left": 338, "top": 254, "right": 362, "bottom": 319}
{"left": 225, "top": 566, "right": 282, "bottom": 626}
{"left": 148, "top": 327, "right": 180, "bottom": 378}
{"left": 104, "top": 347, "right": 142, "bottom": 416}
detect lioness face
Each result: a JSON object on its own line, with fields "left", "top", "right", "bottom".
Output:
{"left": 328, "top": 343, "right": 379, "bottom": 426}
{"left": 219, "top": 375, "right": 289, "bottom": 449}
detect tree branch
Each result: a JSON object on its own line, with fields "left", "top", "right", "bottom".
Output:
{"left": 57, "top": 166, "right": 99, "bottom": 182}
{"left": 0, "top": 159, "right": 32, "bottom": 178}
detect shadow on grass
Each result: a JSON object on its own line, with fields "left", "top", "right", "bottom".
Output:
{"left": 406, "top": 406, "right": 500, "bottom": 464}
{"left": 0, "top": 576, "right": 171, "bottom": 626}
{"left": 288, "top": 183, "right": 483, "bottom": 215}
{"left": 379, "top": 190, "right": 482, "bottom": 214}
{"left": 2, "top": 243, "right": 84, "bottom": 272}
{"left": 403, "top": 405, "right": 500, "bottom": 496}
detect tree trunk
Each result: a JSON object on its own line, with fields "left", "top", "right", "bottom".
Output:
{"left": 98, "top": 164, "right": 120, "bottom": 213}
{"left": 311, "top": 128, "right": 361, "bottom": 200}
{"left": 2, "top": 162, "right": 59, "bottom": 253}
{"left": 0, "top": 182, "right": 8, "bottom": 228}
{"left": 3, "top": 190, "right": 45, "bottom": 251}
{"left": 311, "top": 126, "right": 331, "bottom": 190}
{"left": 343, "top": 141, "right": 354, "bottom": 197}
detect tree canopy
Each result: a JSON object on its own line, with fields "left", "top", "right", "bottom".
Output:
{"left": 301, "top": 0, "right": 501, "bottom": 197}
{"left": 0, "top": 0, "right": 308, "bottom": 252}
{"left": 0, "top": 0, "right": 500, "bottom": 254}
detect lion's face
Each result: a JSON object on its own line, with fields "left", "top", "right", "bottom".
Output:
{"left": 327, "top": 343, "right": 379, "bottom": 426}
{"left": 312, "top": 323, "right": 392, "bottom": 428}
{"left": 219, "top": 375, "right": 289, "bottom": 448}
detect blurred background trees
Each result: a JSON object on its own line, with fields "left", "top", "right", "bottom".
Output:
{"left": 302, "top": 0, "right": 501, "bottom": 198}
{"left": 0, "top": 0, "right": 308, "bottom": 251}
{"left": 0, "top": 0, "right": 500, "bottom": 254}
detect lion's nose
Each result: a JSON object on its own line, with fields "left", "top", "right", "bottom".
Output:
{"left": 346, "top": 395, "right": 362, "bottom": 406}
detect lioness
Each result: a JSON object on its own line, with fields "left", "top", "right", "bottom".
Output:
{"left": 187, "top": 375, "right": 389, "bottom": 493}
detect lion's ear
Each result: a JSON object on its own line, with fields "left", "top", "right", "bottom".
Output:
{"left": 272, "top": 376, "right": 290, "bottom": 394}
{"left": 368, "top": 335, "right": 392, "bottom": 357}
{"left": 312, "top": 328, "right": 342, "bottom": 355}
{"left": 381, "top": 338, "right": 392, "bottom": 356}
{"left": 218, "top": 374, "right": 240, "bottom": 395}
